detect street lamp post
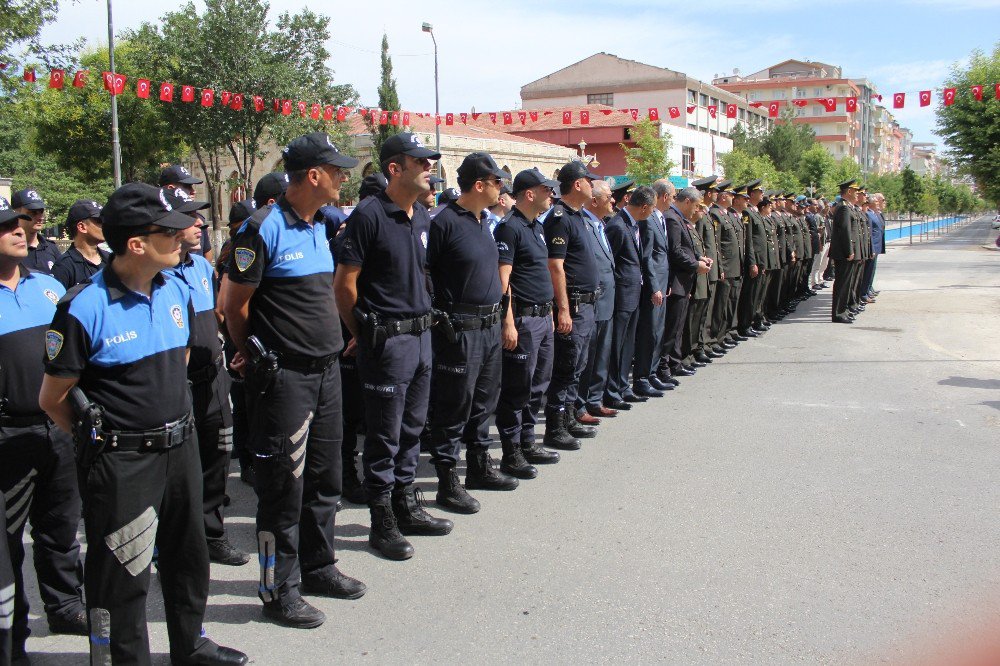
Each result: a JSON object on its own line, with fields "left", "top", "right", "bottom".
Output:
{"left": 107, "top": 0, "right": 122, "bottom": 187}
{"left": 421, "top": 22, "right": 441, "bottom": 178}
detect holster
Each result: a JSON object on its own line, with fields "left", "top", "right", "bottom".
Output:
{"left": 245, "top": 335, "right": 279, "bottom": 394}
{"left": 433, "top": 310, "right": 459, "bottom": 344}
{"left": 354, "top": 307, "right": 388, "bottom": 348}
{"left": 69, "top": 387, "right": 106, "bottom": 468}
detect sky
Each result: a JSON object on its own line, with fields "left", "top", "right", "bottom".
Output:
{"left": 37, "top": 0, "right": 999, "bottom": 147}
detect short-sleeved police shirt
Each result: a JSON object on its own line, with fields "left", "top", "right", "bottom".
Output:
{"left": 227, "top": 196, "right": 342, "bottom": 358}
{"left": 336, "top": 191, "right": 432, "bottom": 320}
{"left": 166, "top": 252, "right": 220, "bottom": 372}
{"left": 543, "top": 203, "right": 599, "bottom": 293}
{"left": 23, "top": 236, "right": 62, "bottom": 275}
{"left": 427, "top": 202, "right": 502, "bottom": 307}
{"left": 0, "top": 268, "right": 65, "bottom": 415}
{"left": 45, "top": 264, "right": 194, "bottom": 431}
{"left": 50, "top": 245, "right": 110, "bottom": 290}
{"left": 493, "top": 207, "right": 553, "bottom": 305}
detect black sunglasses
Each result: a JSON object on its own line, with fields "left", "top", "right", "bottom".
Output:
{"left": 133, "top": 226, "right": 181, "bottom": 238}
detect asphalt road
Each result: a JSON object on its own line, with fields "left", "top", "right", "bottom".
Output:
{"left": 24, "top": 217, "right": 1000, "bottom": 664}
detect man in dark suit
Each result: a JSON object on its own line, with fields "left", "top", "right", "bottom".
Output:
{"left": 710, "top": 183, "right": 742, "bottom": 353}
{"left": 576, "top": 181, "right": 618, "bottom": 423}
{"left": 662, "top": 187, "right": 711, "bottom": 379}
{"left": 632, "top": 180, "right": 674, "bottom": 398}
{"left": 603, "top": 186, "right": 656, "bottom": 410}
{"left": 829, "top": 180, "right": 859, "bottom": 323}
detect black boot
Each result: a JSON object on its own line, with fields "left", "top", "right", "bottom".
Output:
{"left": 435, "top": 463, "right": 481, "bottom": 514}
{"left": 465, "top": 447, "right": 519, "bottom": 490}
{"left": 341, "top": 453, "right": 367, "bottom": 505}
{"left": 391, "top": 485, "right": 453, "bottom": 536}
{"left": 368, "top": 496, "right": 414, "bottom": 560}
{"left": 564, "top": 410, "right": 597, "bottom": 439}
{"left": 542, "top": 408, "right": 581, "bottom": 451}
{"left": 500, "top": 439, "right": 538, "bottom": 479}
{"left": 521, "top": 440, "right": 560, "bottom": 464}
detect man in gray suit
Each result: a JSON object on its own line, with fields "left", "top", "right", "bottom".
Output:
{"left": 576, "top": 181, "right": 617, "bottom": 424}
{"left": 632, "top": 179, "right": 674, "bottom": 398}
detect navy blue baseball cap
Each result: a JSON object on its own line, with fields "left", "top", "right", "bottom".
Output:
{"left": 283, "top": 132, "right": 359, "bottom": 171}
{"left": 11, "top": 188, "right": 45, "bottom": 210}
{"left": 66, "top": 199, "right": 103, "bottom": 226}
{"left": 0, "top": 197, "right": 31, "bottom": 225}
{"left": 556, "top": 161, "right": 600, "bottom": 188}
{"left": 253, "top": 172, "right": 289, "bottom": 208}
{"left": 457, "top": 152, "right": 508, "bottom": 183}
{"left": 512, "top": 168, "right": 558, "bottom": 195}
{"left": 101, "top": 183, "right": 196, "bottom": 230}
{"left": 229, "top": 199, "right": 257, "bottom": 225}
{"left": 380, "top": 132, "right": 441, "bottom": 162}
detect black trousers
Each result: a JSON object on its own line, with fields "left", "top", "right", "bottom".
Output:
{"left": 831, "top": 259, "right": 856, "bottom": 317}
{"left": 632, "top": 295, "right": 665, "bottom": 382}
{"left": 862, "top": 256, "right": 879, "bottom": 296}
{"left": 339, "top": 354, "right": 364, "bottom": 466}
{"left": 80, "top": 426, "right": 212, "bottom": 664}
{"left": 358, "top": 330, "right": 431, "bottom": 498}
{"left": 737, "top": 272, "right": 758, "bottom": 332}
{"left": 723, "top": 277, "right": 742, "bottom": 339}
{"left": 191, "top": 370, "right": 233, "bottom": 543}
{"left": 683, "top": 297, "right": 709, "bottom": 362}
{"left": 246, "top": 363, "right": 342, "bottom": 606}
{"left": 765, "top": 267, "right": 784, "bottom": 318}
{"left": 229, "top": 379, "right": 251, "bottom": 470}
{"left": 606, "top": 307, "right": 639, "bottom": 402}
{"left": 495, "top": 315, "right": 553, "bottom": 445}
{"left": 753, "top": 270, "right": 770, "bottom": 325}
{"left": 0, "top": 492, "right": 12, "bottom": 665}
{"left": 546, "top": 303, "right": 596, "bottom": 413}
{"left": 662, "top": 293, "right": 690, "bottom": 373}
{"left": 429, "top": 324, "right": 502, "bottom": 464}
{"left": 576, "top": 317, "right": 613, "bottom": 413}
{"left": 0, "top": 424, "right": 84, "bottom": 650}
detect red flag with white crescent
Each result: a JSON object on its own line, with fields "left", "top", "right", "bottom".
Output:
{"left": 48, "top": 69, "right": 65, "bottom": 89}
{"left": 72, "top": 71, "right": 87, "bottom": 88}
{"left": 668, "top": 107, "right": 681, "bottom": 119}
{"left": 971, "top": 85, "right": 983, "bottom": 101}
{"left": 160, "top": 82, "right": 174, "bottom": 102}
{"left": 893, "top": 93, "right": 905, "bottom": 108}
{"left": 136, "top": 79, "right": 150, "bottom": 99}
{"left": 919, "top": 90, "right": 931, "bottom": 107}
{"left": 181, "top": 85, "right": 195, "bottom": 102}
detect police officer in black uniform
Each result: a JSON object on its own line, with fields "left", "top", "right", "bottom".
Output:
{"left": 12, "top": 189, "right": 61, "bottom": 274}
{"left": 160, "top": 165, "right": 213, "bottom": 261}
{"left": 0, "top": 197, "right": 88, "bottom": 663}
{"left": 224, "top": 134, "right": 366, "bottom": 628}
{"left": 335, "top": 132, "right": 452, "bottom": 560}
{"left": 40, "top": 183, "right": 247, "bottom": 665}
{"left": 543, "top": 161, "right": 602, "bottom": 450}
{"left": 51, "top": 200, "right": 110, "bottom": 289}
{"left": 494, "top": 168, "right": 563, "bottom": 477}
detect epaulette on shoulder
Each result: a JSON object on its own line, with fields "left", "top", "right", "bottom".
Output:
{"left": 58, "top": 280, "right": 92, "bottom": 306}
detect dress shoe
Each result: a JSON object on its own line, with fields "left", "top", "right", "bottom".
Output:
{"left": 732, "top": 333, "right": 748, "bottom": 341}
{"left": 693, "top": 353, "right": 713, "bottom": 364}
{"left": 542, "top": 409, "right": 581, "bottom": 450}
{"left": 872, "top": 290, "right": 880, "bottom": 296}
{"left": 721, "top": 340, "right": 738, "bottom": 349}
{"left": 182, "top": 642, "right": 250, "bottom": 665}
{"left": 648, "top": 376, "right": 674, "bottom": 391}
{"left": 368, "top": 497, "right": 416, "bottom": 559}
{"left": 848, "top": 307, "right": 860, "bottom": 315}
{"left": 621, "top": 391, "right": 648, "bottom": 403}
{"left": 633, "top": 383, "right": 664, "bottom": 398}
{"left": 738, "top": 329, "right": 758, "bottom": 338}
{"left": 335, "top": 500, "right": 343, "bottom": 512}
{"left": 208, "top": 537, "right": 251, "bottom": 566}
{"left": 500, "top": 440, "right": 539, "bottom": 479}
{"left": 706, "top": 349, "right": 725, "bottom": 359}
{"left": 687, "top": 361, "right": 705, "bottom": 369}
{"left": 674, "top": 367, "right": 696, "bottom": 377}
{"left": 391, "top": 485, "right": 454, "bottom": 535}
{"left": 565, "top": 412, "right": 597, "bottom": 439}
{"left": 435, "top": 464, "right": 481, "bottom": 513}
{"left": 587, "top": 405, "right": 618, "bottom": 418}
{"left": 521, "top": 441, "right": 561, "bottom": 464}
{"left": 659, "top": 375, "right": 680, "bottom": 387}
{"left": 831, "top": 315, "right": 854, "bottom": 324}
{"left": 48, "top": 610, "right": 88, "bottom": 636}
{"left": 301, "top": 567, "right": 368, "bottom": 599}
{"left": 262, "top": 598, "right": 326, "bottom": 629}
{"left": 604, "top": 398, "right": 632, "bottom": 411}
{"left": 576, "top": 411, "right": 601, "bottom": 426}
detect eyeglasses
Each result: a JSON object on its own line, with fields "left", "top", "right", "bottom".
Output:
{"left": 134, "top": 226, "right": 181, "bottom": 238}
{"left": 480, "top": 178, "right": 503, "bottom": 187}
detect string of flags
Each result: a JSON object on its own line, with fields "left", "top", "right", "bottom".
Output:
{"left": 9, "top": 64, "right": 1000, "bottom": 125}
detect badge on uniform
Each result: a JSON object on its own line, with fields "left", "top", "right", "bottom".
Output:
{"left": 44, "top": 289, "right": 59, "bottom": 304}
{"left": 201, "top": 277, "right": 211, "bottom": 294}
{"left": 234, "top": 248, "right": 256, "bottom": 272}
{"left": 170, "top": 305, "right": 185, "bottom": 329}
{"left": 420, "top": 231, "right": 428, "bottom": 249}
{"left": 551, "top": 236, "right": 566, "bottom": 245}
{"left": 496, "top": 241, "right": 509, "bottom": 253}
{"left": 45, "top": 330, "right": 63, "bottom": 360}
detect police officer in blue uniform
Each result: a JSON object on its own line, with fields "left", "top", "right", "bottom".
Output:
{"left": 0, "top": 197, "right": 88, "bottom": 662}
{"left": 51, "top": 200, "right": 110, "bottom": 289}
{"left": 494, "top": 168, "right": 562, "bottom": 477}
{"left": 543, "top": 161, "right": 602, "bottom": 450}
{"left": 334, "top": 132, "right": 452, "bottom": 560}
{"left": 39, "top": 183, "right": 247, "bottom": 665}
{"left": 223, "top": 133, "right": 365, "bottom": 627}
{"left": 164, "top": 193, "right": 248, "bottom": 567}
{"left": 12, "top": 189, "right": 61, "bottom": 275}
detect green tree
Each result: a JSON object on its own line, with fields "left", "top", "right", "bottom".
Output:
{"left": 0, "top": 0, "right": 80, "bottom": 75}
{"left": 363, "top": 33, "right": 402, "bottom": 164}
{"left": 797, "top": 144, "right": 836, "bottom": 192}
{"left": 718, "top": 148, "right": 778, "bottom": 189}
{"left": 900, "top": 166, "right": 923, "bottom": 215}
{"left": 865, "top": 172, "right": 904, "bottom": 213}
{"left": 761, "top": 112, "right": 815, "bottom": 173}
{"left": 621, "top": 119, "right": 674, "bottom": 185}
{"left": 729, "top": 122, "right": 765, "bottom": 158}
{"left": 820, "top": 157, "right": 862, "bottom": 198}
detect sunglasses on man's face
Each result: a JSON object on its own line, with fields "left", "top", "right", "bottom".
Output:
{"left": 134, "top": 226, "right": 181, "bottom": 239}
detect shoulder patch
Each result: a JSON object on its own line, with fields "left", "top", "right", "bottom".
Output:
{"left": 170, "top": 304, "right": 185, "bottom": 329}
{"left": 46, "top": 330, "right": 64, "bottom": 360}
{"left": 43, "top": 289, "right": 59, "bottom": 305}
{"left": 234, "top": 248, "right": 256, "bottom": 272}
{"left": 553, "top": 207, "right": 563, "bottom": 217}
{"left": 551, "top": 236, "right": 567, "bottom": 245}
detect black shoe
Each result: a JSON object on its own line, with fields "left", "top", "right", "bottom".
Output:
{"left": 521, "top": 441, "right": 561, "bottom": 464}
{"left": 239, "top": 464, "right": 255, "bottom": 486}
{"left": 831, "top": 315, "right": 854, "bottom": 324}
{"left": 604, "top": 398, "right": 631, "bottom": 410}
{"left": 706, "top": 349, "right": 725, "bottom": 358}
{"left": 848, "top": 307, "right": 860, "bottom": 315}
{"left": 658, "top": 375, "right": 680, "bottom": 387}
{"left": 500, "top": 440, "right": 538, "bottom": 479}
{"left": 564, "top": 411, "right": 597, "bottom": 439}
{"left": 621, "top": 391, "right": 648, "bottom": 403}
{"left": 341, "top": 455, "right": 367, "bottom": 504}
{"left": 208, "top": 537, "right": 251, "bottom": 566}
{"left": 11, "top": 646, "right": 29, "bottom": 666}
{"left": 633, "top": 383, "right": 664, "bottom": 398}
{"left": 368, "top": 497, "right": 415, "bottom": 560}
{"left": 48, "top": 609, "right": 88, "bottom": 636}
{"left": 391, "top": 485, "right": 454, "bottom": 535}
{"left": 335, "top": 500, "right": 343, "bottom": 512}
{"left": 542, "top": 409, "right": 581, "bottom": 450}
{"left": 648, "top": 376, "right": 674, "bottom": 391}
{"left": 301, "top": 567, "right": 367, "bottom": 600}
{"left": 674, "top": 367, "right": 696, "bottom": 377}
{"left": 434, "top": 464, "right": 481, "bottom": 513}
{"left": 182, "top": 642, "right": 250, "bottom": 665}
{"left": 710, "top": 346, "right": 728, "bottom": 355}
{"left": 741, "top": 329, "right": 758, "bottom": 338}
{"left": 262, "top": 598, "right": 326, "bottom": 629}
{"left": 693, "top": 353, "right": 713, "bottom": 364}
{"left": 466, "top": 449, "right": 519, "bottom": 490}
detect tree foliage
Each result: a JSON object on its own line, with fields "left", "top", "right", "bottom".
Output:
{"left": 762, "top": 114, "right": 816, "bottom": 174}
{"left": 622, "top": 119, "right": 674, "bottom": 185}
{"left": 0, "top": 0, "right": 79, "bottom": 74}
{"left": 363, "top": 33, "right": 402, "bottom": 164}
{"left": 900, "top": 166, "right": 923, "bottom": 214}
{"left": 797, "top": 144, "right": 836, "bottom": 192}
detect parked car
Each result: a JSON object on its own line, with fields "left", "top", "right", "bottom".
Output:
{"left": 992, "top": 213, "right": 1000, "bottom": 229}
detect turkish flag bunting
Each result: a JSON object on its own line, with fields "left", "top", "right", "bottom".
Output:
{"left": 893, "top": 93, "right": 905, "bottom": 108}
{"left": 136, "top": 79, "right": 150, "bottom": 99}
{"left": 200, "top": 89, "right": 214, "bottom": 107}
{"left": 282, "top": 100, "right": 292, "bottom": 115}
{"left": 391, "top": 111, "right": 400, "bottom": 125}
{"left": 995, "top": 83, "right": 1000, "bottom": 100}
{"left": 336, "top": 106, "right": 347, "bottom": 121}
{"left": 686, "top": 105, "right": 696, "bottom": 113}
{"left": 102, "top": 72, "right": 113, "bottom": 91}
{"left": 379, "top": 110, "right": 388, "bottom": 125}
{"left": 446, "top": 112, "right": 454, "bottom": 125}
{"left": 299, "top": 102, "right": 308, "bottom": 117}
{"left": 648, "top": 107, "right": 659, "bottom": 121}
{"left": 503, "top": 111, "right": 513, "bottom": 125}
{"left": 768, "top": 101, "right": 780, "bottom": 118}
{"left": 181, "top": 85, "right": 195, "bottom": 102}
{"left": 600, "top": 109, "right": 613, "bottom": 115}
{"left": 942, "top": 88, "right": 956, "bottom": 105}
{"left": 875, "top": 94, "right": 883, "bottom": 102}
{"left": 72, "top": 71, "right": 87, "bottom": 88}
{"left": 160, "top": 82, "right": 174, "bottom": 102}
{"left": 792, "top": 99, "right": 808, "bottom": 108}
{"left": 402, "top": 111, "right": 410, "bottom": 125}
{"left": 435, "top": 115, "right": 441, "bottom": 125}
{"left": 543, "top": 111, "right": 553, "bottom": 115}
{"left": 629, "top": 109, "right": 638, "bottom": 121}
{"left": 253, "top": 96, "right": 264, "bottom": 112}
{"left": 489, "top": 112, "right": 498, "bottom": 124}
{"left": 273, "top": 99, "right": 281, "bottom": 113}
{"left": 231, "top": 94, "right": 244, "bottom": 111}
{"left": 816, "top": 98, "right": 836, "bottom": 112}
{"left": 472, "top": 113, "right": 482, "bottom": 120}
{"left": 562, "top": 110, "right": 571, "bottom": 124}
{"left": 110, "top": 74, "right": 126, "bottom": 96}
{"left": 529, "top": 111, "right": 538, "bottom": 122}
{"left": 668, "top": 107, "right": 680, "bottom": 119}
{"left": 460, "top": 112, "right": 468, "bottom": 124}
{"left": 518, "top": 111, "right": 526, "bottom": 125}
{"left": 48, "top": 69, "right": 64, "bottom": 89}
{"left": 220, "top": 91, "right": 231, "bottom": 107}
{"left": 23, "top": 69, "right": 35, "bottom": 82}
{"left": 311, "top": 104, "right": 321, "bottom": 120}
{"left": 845, "top": 97, "right": 858, "bottom": 113}
{"left": 580, "top": 110, "right": 590, "bottom": 124}
{"left": 726, "top": 104, "right": 737, "bottom": 119}
{"left": 919, "top": 90, "right": 931, "bottom": 107}
{"left": 320, "top": 106, "right": 332, "bottom": 121}
{"left": 749, "top": 102, "right": 763, "bottom": 108}
{"left": 971, "top": 85, "right": 983, "bottom": 101}
{"left": 708, "top": 106, "right": 717, "bottom": 118}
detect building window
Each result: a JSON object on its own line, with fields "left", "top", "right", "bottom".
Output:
{"left": 795, "top": 88, "right": 807, "bottom": 98}
{"left": 813, "top": 87, "right": 823, "bottom": 96}
{"left": 699, "top": 93, "right": 708, "bottom": 107}
{"left": 773, "top": 90, "right": 786, "bottom": 99}
{"left": 687, "top": 89, "right": 697, "bottom": 103}
{"left": 682, "top": 146, "right": 695, "bottom": 172}
{"left": 748, "top": 91, "right": 760, "bottom": 101}
{"left": 739, "top": 108, "right": 746, "bottom": 120}
{"left": 709, "top": 96, "right": 718, "bottom": 107}
{"left": 687, "top": 123, "right": 697, "bottom": 130}
{"left": 812, "top": 106, "right": 821, "bottom": 116}
{"left": 587, "top": 92, "right": 613, "bottom": 106}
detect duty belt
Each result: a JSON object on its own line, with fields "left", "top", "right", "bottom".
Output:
{"left": 104, "top": 413, "right": 193, "bottom": 452}
{"left": 451, "top": 310, "right": 501, "bottom": 331}
{"left": 434, "top": 300, "right": 502, "bottom": 317}
{"left": 514, "top": 301, "right": 553, "bottom": 317}
{"left": 187, "top": 354, "right": 223, "bottom": 384}
{"left": 0, "top": 413, "right": 49, "bottom": 428}
{"left": 278, "top": 351, "right": 338, "bottom": 374}
{"left": 381, "top": 312, "right": 434, "bottom": 338}
{"left": 571, "top": 290, "right": 598, "bottom": 305}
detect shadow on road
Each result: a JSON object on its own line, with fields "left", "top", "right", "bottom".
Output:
{"left": 939, "top": 376, "right": 1000, "bottom": 390}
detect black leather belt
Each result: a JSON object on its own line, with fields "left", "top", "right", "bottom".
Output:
{"left": 188, "top": 355, "right": 223, "bottom": 384}
{"left": 452, "top": 310, "right": 501, "bottom": 331}
{"left": 382, "top": 312, "right": 434, "bottom": 338}
{"left": 435, "top": 300, "right": 502, "bottom": 317}
{"left": 514, "top": 302, "right": 553, "bottom": 317}
{"left": 572, "top": 291, "right": 598, "bottom": 304}
{"left": 278, "top": 352, "right": 338, "bottom": 374}
{"left": 0, "top": 413, "right": 49, "bottom": 428}
{"left": 105, "top": 413, "right": 193, "bottom": 452}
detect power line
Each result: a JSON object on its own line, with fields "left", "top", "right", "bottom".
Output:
{"left": 329, "top": 38, "right": 432, "bottom": 58}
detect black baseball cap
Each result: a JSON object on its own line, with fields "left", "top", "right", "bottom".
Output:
{"left": 457, "top": 152, "right": 508, "bottom": 183}
{"left": 358, "top": 173, "right": 388, "bottom": 200}
{"left": 162, "top": 190, "right": 210, "bottom": 214}
{"left": 438, "top": 188, "right": 460, "bottom": 204}
{"left": 66, "top": 200, "right": 103, "bottom": 226}
{"left": 11, "top": 188, "right": 45, "bottom": 210}
{"left": 101, "top": 183, "right": 197, "bottom": 231}
{"left": 557, "top": 161, "right": 600, "bottom": 188}
{"left": 379, "top": 132, "right": 441, "bottom": 162}
{"left": 430, "top": 175, "right": 445, "bottom": 190}
{"left": 0, "top": 197, "right": 31, "bottom": 226}
{"left": 512, "top": 167, "right": 558, "bottom": 195}
{"left": 253, "top": 172, "right": 289, "bottom": 208}
{"left": 229, "top": 199, "right": 257, "bottom": 225}
{"left": 282, "top": 132, "right": 359, "bottom": 171}
{"left": 158, "top": 164, "right": 203, "bottom": 187}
